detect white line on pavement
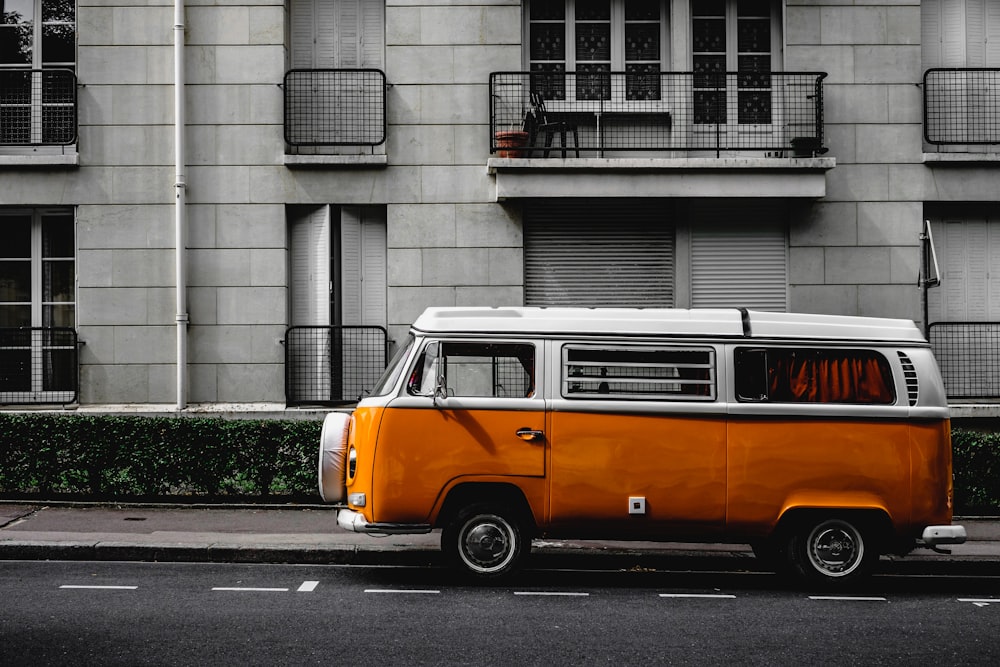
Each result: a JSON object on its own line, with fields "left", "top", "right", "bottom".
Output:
{"left": 659, "top": 593, "right": 736, "bottom": 599}
{"left": 958, "top": 598, "right": 997, "bottom": 604}
{"left": 212, "top": 587, "right": 290, "bottom": 592}
{"left": 365, "top": 589, "right": 440, "bottom": 594}
{"left": 297, "top": 581, "right": 319, "bottom": 592}
{"left": 809, "top": 596, "right": 887, "bottom": 602}
{"left": 59, "top": 585, "right": 138, "bottom": 590}
{"left": 514, "top": 591, "right": 590, "bottom": 596}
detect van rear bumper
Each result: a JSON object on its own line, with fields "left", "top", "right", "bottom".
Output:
{"left": 920, "top": 524, "right": 967, "bottom": 546}
{"left": 337, "top": 508, "right": 433, "bottom": 535}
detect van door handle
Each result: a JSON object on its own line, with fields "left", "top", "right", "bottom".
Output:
{"left": 515, "top": 428, "right": 545, "bottom": 442}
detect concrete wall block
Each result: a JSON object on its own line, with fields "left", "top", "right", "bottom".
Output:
{"left": 188, "top": 85, "right": 253, "bottom": 125}
{"left": 83, "top": 125, "right": 173, "bottom": 166}
{"left": 216, "top": 124, "right": 281, "bottom": 166}
{"left": 388, "top": 124, "right": 457, "bottom": 166}
{"left": 824, "top": 84, "right": 887, "bottom": 124}
{"left": 186, "top": 7, "right": 251, "bottom": 45}
{"left": 420, "top": 166, "right": 496, "bottom": 203}
{"left": 189, "top": 286, "right": 219, "bottom": 326}
{"left": 456, "top": 285, "right": 522, "bottom": 306}
{"left": 187, "top": 125, "right": 220, "bottom": 168}
{"left": 187, "top": 166, "right": 251, "bottom": 203}
{"left": 789, "top": 246, "right": 825, "bottom": 285}
{"left": 190, "top": 325, "right": 256, "bottom": 364}
{"left": 78, "top": 7, "right": 113, "bottom": 46}
{"left": 855, "top": 46, "right": 921, "bottom": 84}
{"left": 107, "top": 85, "right": 173, "bottom": 125}
{"left": 113, "top": 249, "right": 174, "bottom": 287}
{"left": 254, "top": 167, "right": 420, "bottom": 205}
{"left": 145, "top": 288, "right": 178, "bottom": 327}
{"left": 488, "top": 247, "right": 522, "bottom": 285}
{"left": 859, "top": 284, "right": 920, "bottom": 320}
{"left": 388, "top": 85, "right": 421, "bottom": 125}
{"left": 387, "top": 46, "right": 455, "bottom": 85}
{"left": 112, "top": 166, "right": 175, "bottom": 204}
{"left": 387, "top": 7, "right": 421, "bottom": 45}
{"left": 188, "top": 363, "right": 219, "bottom": 403}
{"left": 114, "top": 326, "right": 175, "bottom": 364}
{"left": 78, "top": 288, "right": 148, "bottom": 326}
{"left": 113, "top": 7, "right": 173, "bottom": 46}
{"left": 423, "top": 248, "right": 490, "bottom": 285}
{"left": 389, "top": 203, "right": 457, "bottom": 248}
{"left": 825, "top": 247, "right": 892, "bottom": 284}
{"left": 821, "top": 7, "right": 886, "bottom": 45}
{"left": 453, "top": 46, "right": 521, "bottom": 84}
{"left": 825, "top": 164, "right": 890, "bottom": 202}
{"left": 78, "top": 249, "right": 114, "bottom": 288}
{"left": 215, "top": 46, "right": 286, "bottom": 84}
{"left": 249, "top": 6, "right": 285, "bottom": 45}
{"left": 887, "top": 84, "right": 923, "bottom": 124}
{"left": 216, "top": 286, "right": 285, "bottom": 325}
{"left": 80, "top": 364, "right": 150, "bottom": 403}
{"left": 456, "top": 203, "right": 522, "bottom": 247}
{"left": 249, "top": 84, "right": 283, "bottom": 125}
{"left": 187, "top": 204, "right": 220, "bottom": 249}
{"left": 388, "top": 248, "right": 423, "bottom": 286}
{"left": 77, "top": 325, "right": 113, "bottom": 365}
{"left": 80, "top": 46, "right": 152, "bottom": 85}
{"left": 189, "top": 248, "right": 250, "bottom": 287}
{"left": 146, "top": 364, "right": 178, "bottom": 403}
{"left": 855, "top": 123, "right": 922, "bottom": 164}
{"left": 887, "top": 6, "right": 920, "bottom": 45}
{"left": 77, "top": 204, "right": 174, "bottom": 249}
{"left": 824, "top": 124, "right": 856, "bottom": 164}
{"left": 185, "top": 45, "right": 218, "bottom": 86}
{"left": 389, "top": 286, "right": 457, "bottom": 326}
{"left": 216, "top": 363, "right": 283, "bottom": 402}
{"left": 785, "top": 6, "right": 820, "bottom": 45}
{"left": 889, "top": 246, "right": 920, "bottom": 285}
{"left": 858, "top": 202, "right": 922, "bottom": 246}
{"left": 485, "top": 6, "right": 523, "bottom": 44}
{"left": 250, "top": 249, "right": 286, "bottom": 287}
{"left": 790, "top": 202, "right": 858, "bottom": 247}
{"left": 0, "top": 170, "right": 111, "bottom": 206}
{"left": 216, "top": 204, "right": 286, "bottom": 248}
{"left": 784, "top": 45, "right": 854, "bottom": 83}
{"left": 789, "top": 285, "right": 858, "bottom": 316}
{"left": 420, "top": 84, "right": 487, "bottom": 124}
{"left": 420, "top": 7, "right": 486, "bottom": 45}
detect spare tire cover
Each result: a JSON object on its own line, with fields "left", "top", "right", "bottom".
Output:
{"left": 318, "top": 412, "right": 351, "bottom": 502}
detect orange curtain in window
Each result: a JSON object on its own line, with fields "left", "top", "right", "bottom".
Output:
{"left": 768, "top": 353, "right": 893, "bottom": 404}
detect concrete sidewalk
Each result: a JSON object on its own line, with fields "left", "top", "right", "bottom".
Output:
{"left": 1, "top": 503, "right": 998, "bottom": 576}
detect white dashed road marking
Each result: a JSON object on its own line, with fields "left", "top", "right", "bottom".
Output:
{"left": 659, "top": 593, "right": 736, "bottom": 599}
{"left": 514, "top": 591, "right": 589, "bottom": 597}
{"left": 212, "top": 587, "right": 289, "bottom": 592}
{"left": 59, "top": 585, "right": 138, "bottom": 590}
{"left": 365, "top": 589, "right": 440, "bottom": 594}
{"left": 809, "top": 596, "right": 887, "bottom": 602}
{"left": 297, "top": 580, "right": 319, "bottom": 592}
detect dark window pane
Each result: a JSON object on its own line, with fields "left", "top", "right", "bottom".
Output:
{"left": 694, "top": 0, "right": 725, "bottom": 17}
{"left": 693, "top": 18, "right": 725, "bottom": 52}
{"left": 42, "top": 215, "right": 74, "bottom": 257}
{"left": 738, "top": 90, "right": 771, "bottom": 124}
{"left": 0, "top": 349, "right": 31, "bottom": 391}
{"left": 43, "top": 262, "right": 74, "bottom": 302}
{"left": 42, "top": 0, "right": 75, "bottom": 23}
{"left": 626, "top": 64, "right": 660, "bottom": 100}
{"left": 0, "top": 305, "right": 31, "bottom": 327}
{"left": 576, "top": 23, "right": 610, "bottom": 61}
{"left": 0, "top": 25, "right": 32, "bottom": 65}
{"left": 42, "top": 24, "right": 75, "bottom": 64}
{"left": 625, "top": 0, "right": 659, "bottom": 21}
{"left": 44, "top": 347, "right": 75, "bottom": 391}
{"left": 530, "top": 0, "right": 565, "bottom": 21}
{"left": 576, "top": 0, "right": 610, "bottom": 21}
{"left": 3, "top": 216, "right": 32, "bottom": 257}
{"left": 626, "top": 23, "right": 659, "bottom": 61}
{"left": 738, "top": 18, "right": 770, "bottom": 52}
{"left": 530, "top": 22, "right": 566, "bottom": 61}
{"left": 530, "top": 63, "right": 566, "bottom": 100}
{"left": 738, "top": 0, "right": 771, "bottom": 17}
{"left": 694, "top": 90, "right": 725, "bottom": 124}
{"left": 43, "top": 303, "right": 75, "bottom": 328}
{"left": 0, "top": 261, "right": 31, "bottom": 301}
{"left": 693, "top": 55, "right": 726, "bottom": 87}
{"left": 577, "top": 63, "right": 610, "bottom": 100}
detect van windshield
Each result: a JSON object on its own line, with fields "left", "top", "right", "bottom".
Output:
{"left": 370, "top": 334, "right": 415, "bottom": 397}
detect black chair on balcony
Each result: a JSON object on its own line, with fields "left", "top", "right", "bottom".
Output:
{"left": 525, "top": 92, "right": 580, "bottom": 158}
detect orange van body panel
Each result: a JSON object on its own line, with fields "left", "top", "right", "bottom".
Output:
{"left": 547, "top": 411, "right": 727, "bottom": 529}
{"left": 726, "top": 418, "right": 913, "bottom": 534}
{"left": 362, "top": 405, "right": 546, "bottom": 524}
{"left": 908, "top": 419, "right": 955, "bottom": 530}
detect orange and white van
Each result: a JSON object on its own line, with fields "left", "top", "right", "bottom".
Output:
{"left": 319, "top": 307, "right": 966, "bottom": 586}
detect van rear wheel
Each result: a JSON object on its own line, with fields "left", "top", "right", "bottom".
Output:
{"left": 442, "top": 504, "right": 527, "bottom": 580}
{"left": 785, "top": 516, "right": 877, "bottom": 588}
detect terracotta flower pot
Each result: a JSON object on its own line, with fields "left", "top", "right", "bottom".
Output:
{"left": 495, "top": 130, "right": 530, "bottom": 158}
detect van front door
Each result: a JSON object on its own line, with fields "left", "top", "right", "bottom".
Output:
{"left": 372, "top": 340, "right": 546, "bottom": 523}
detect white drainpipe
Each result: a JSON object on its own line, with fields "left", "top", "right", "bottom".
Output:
{"left": 174, "top": 0, "right": 188, "bottom": 410}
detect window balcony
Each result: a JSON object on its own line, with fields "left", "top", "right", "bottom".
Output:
{"left": 928, "top": 322, "right": 1000, "bottom": 400}
{"left": 284, "top": 325, "right": 388, "bottom": 407}
{"left": 0, "top": 327, "right": 78, "bottom": 406}
{"left": 283, "top": 69, "right": 387, "bottom": 168}
{"left": 0, "top": 68, "right": 77, "bottom": 166}
{"left": 489, "top": 71, "right": 828, "bottom": 158}
{"left": 924, "top": 68, "right": 1000, "bottom": 148}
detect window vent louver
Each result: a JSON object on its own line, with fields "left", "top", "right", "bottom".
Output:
{"left": 897, "top": 351, "right": 919, "bottom": 406}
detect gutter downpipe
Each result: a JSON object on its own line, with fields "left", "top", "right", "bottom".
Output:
{"left": 174, "top": 0, "right": 189, "bottom": 410}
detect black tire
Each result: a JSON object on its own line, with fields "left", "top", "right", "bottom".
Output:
{"left": 785, "top": 516, "right": 878, "bottom": 588}
{"left": 441, "top": 503, "right": 527, "bottom": 580}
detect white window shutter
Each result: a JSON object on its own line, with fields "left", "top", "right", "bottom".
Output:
{"left": 336, "top": 0, "right": 362, "bottom": 67}
{"left": 361, "top": 0, "right": 385, "bottom": 69}
{"left": 360, "top": 208, "right": 387, "bottom": 328}
{"left": 289, "top": 206, "right": 331, "bottom": 326}
{"left": 340, "top": 207, "right": 363, "bottom": 324}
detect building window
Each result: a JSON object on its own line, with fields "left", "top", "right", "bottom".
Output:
{"left": 527, "top": 0, "right": 667, "bottom": 101}
{"left": 0, "top": 0, "right": 76, "bottom": 146}
{"left": 692, "top": 0, "right": 775, "bottom": 125}
{"left": 0, "top": 209, "right": 76, "bottom": 401}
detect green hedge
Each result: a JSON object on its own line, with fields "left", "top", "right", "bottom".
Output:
{"left": 952, "top": 428, "right": 1000, "bottom": 515}
{"left": 0, "top": 413, "right": 322, "bottom": 501}
{"left": 0, "top": 414, "right": 998, "bottom": 513}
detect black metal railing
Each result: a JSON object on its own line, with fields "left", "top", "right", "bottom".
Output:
{"left": 0, "top": 68, "right": 77, "bottom": 146}
{"left": 284, "top": 325, "right": 389, "bottom": 406}
{"left": 489, "top": 71, "right": 827, "bottom": 156}
{"left": 0, "top": 327, "right": 78, "bottom": 405}
{"left": 928, "top": 322, "right": 1000, "bottom": 399}
{"left": 283, "top": 69, "right": 387, "bottom": 146}
{"left": 924, "top": 68, "right": 1000, "bottom": 145}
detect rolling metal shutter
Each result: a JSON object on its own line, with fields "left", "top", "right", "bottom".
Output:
{"left": 524, "top": 200, "right": 674, "bottom": 307}
{"left": 689, "top": 203, "right": 787, "bottom": 311}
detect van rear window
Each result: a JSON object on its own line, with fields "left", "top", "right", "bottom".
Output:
{"left": 735, "top": 347, "right": 895, "bottom": 405}
{"left": 562, "top": 345, "right": 716, "bottom": 400}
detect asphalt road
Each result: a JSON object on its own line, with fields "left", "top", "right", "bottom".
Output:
{"left": 2, "top": 561, "right": 999, "bottom": 666}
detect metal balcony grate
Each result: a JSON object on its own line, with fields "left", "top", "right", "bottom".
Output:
{"left": 0, "top": 327, "right": 78, "bottom": 405}
{"left": 924, "top": 68, "right": 1000, "bottom": 145}
{"left": 283, "top": 69, "right": 387, "bottom": 146}
{"left": 284, "top": 325, "right": 389, "bottom": 406}
{"left": 928, "top": 322, "right": 1000, "bottom": 399}
{"left": 0, "top": 68, "right": 77, "bottom": 146}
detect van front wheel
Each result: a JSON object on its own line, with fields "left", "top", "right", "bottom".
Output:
{"left": 442, "top": 504, "right": 526, "bottom": 580}
{"left": 786, "top": 516, "right": 877, "bottom": 587}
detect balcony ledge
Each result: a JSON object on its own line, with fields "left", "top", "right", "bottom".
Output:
{"left": 284, "top": 154, "right": 388, "bottom": 169}
{"left": 487, "top": 156, "right": 836, "bottom": 200}
{"left": 923, "top": 152, "right": 1000, "bottom": 164}
{"left": 0, "top": 153, "right": 79, "bottom": 168}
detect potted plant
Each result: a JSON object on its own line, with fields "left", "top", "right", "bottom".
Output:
{"left": 493, "top": 92, "right": 530, "bottom": 158}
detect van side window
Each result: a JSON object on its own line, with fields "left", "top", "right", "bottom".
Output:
{"left": 562, "top": 345, "right": 716, "bottom": 400}
{"left": 735, "top": 347, "right": 896, "bottom": 405}
{"left": 407, "top": 342, "right": 535, "bottom": 398}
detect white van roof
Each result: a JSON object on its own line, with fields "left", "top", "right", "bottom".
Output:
{"left": 410, "top": 307, "right": 927, "bottom": 344}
